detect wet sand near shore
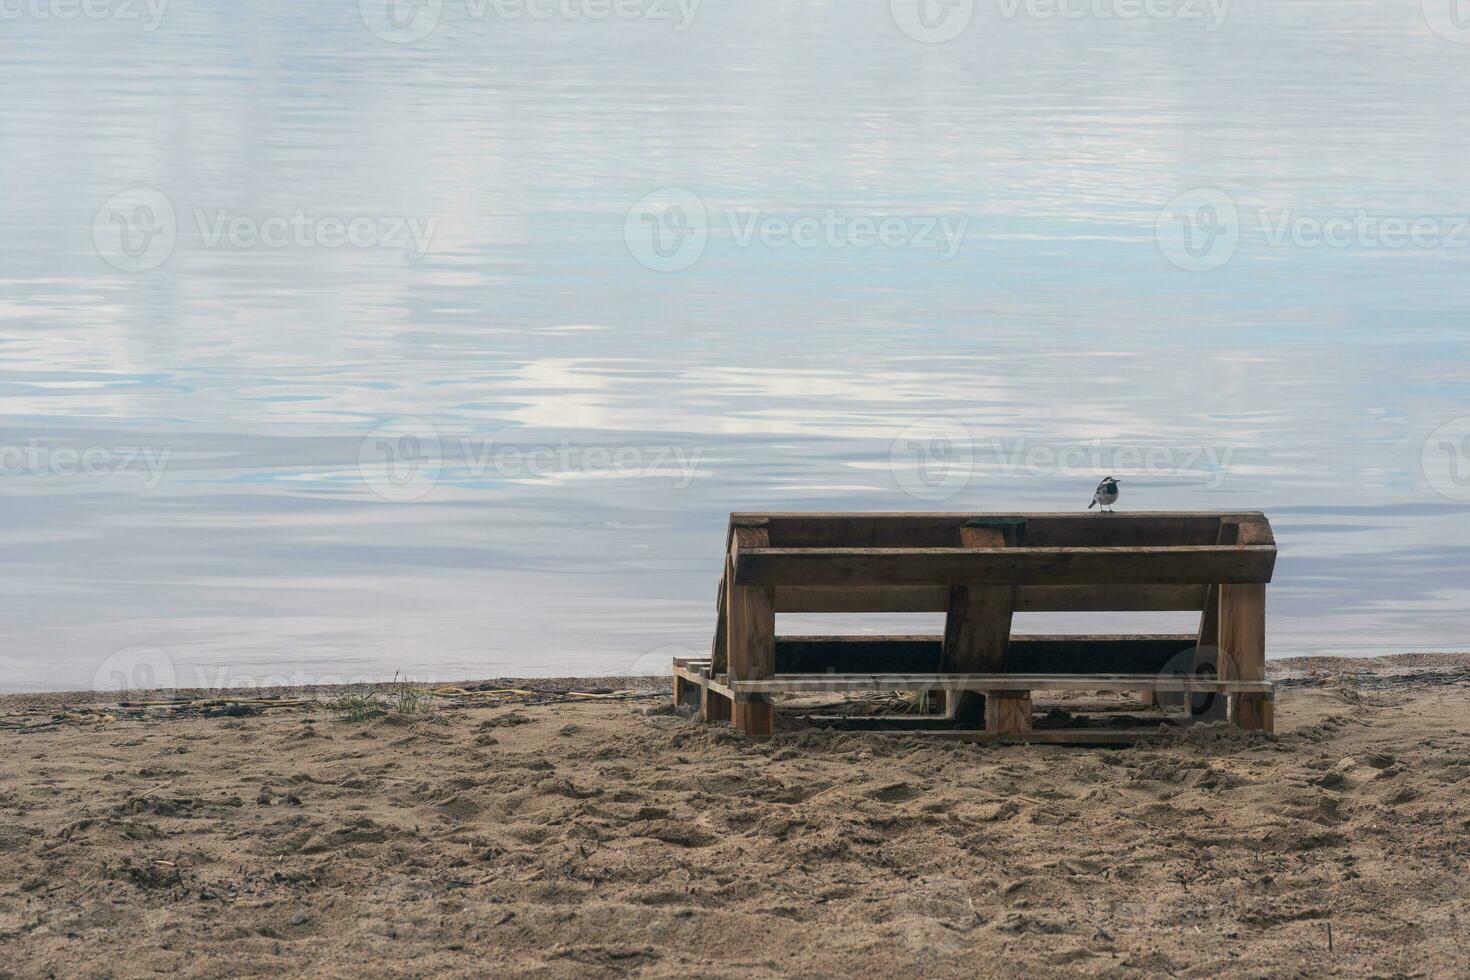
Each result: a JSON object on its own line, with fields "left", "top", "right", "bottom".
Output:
{"left": 1, "top": 655, "right": 1467, "bottom": 978}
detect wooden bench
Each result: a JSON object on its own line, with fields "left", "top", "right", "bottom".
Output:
{"left": 676, "top": 512, "right": 1278, "bottom": 740}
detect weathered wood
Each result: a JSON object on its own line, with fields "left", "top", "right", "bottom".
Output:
{"left": 985, "top": 691, "right": 1033, "bottom": 734}
{"left": 921, "top": 728, "right": 1188, "bottom": 745}
{"left": 1221, "top": 514, "right": 1276, "bottom": 547}
{"left": 773, "top": 634, "right": 1200, "bottom": 675}
{"left": 1218, "top": 520, "right": 1271, "bottom": 730}
{"left": 1234, "top": 694, "right": 1274, "bottom": 731}
{"left": 710, "top": 572, "right": 728, "bottom": 673}
{"left": 775, "top": 583, "right": 1208, "bottom": 614}
{"left": 726, "top": 526, "right": 775, "bottom": 738}
{"left": 743, "top": 512, "right": 1262, "bottom": 549}
{"left": 676, "top": 656, "right": 734, "bottom": 723}
{"left": 701, "top": 685, "right": 731, "bottom": 722}
{"left": 735, "top": 545, "right": 1277, "bottom": 588}
{"left": 942, "top": 521, "right": 1023, "bottom": 722}
{"left": 729, "top": 673, "right": 1275, "bottom": 694}
{"left": 703, "top": 511, "right": 1278, "bottom": 739}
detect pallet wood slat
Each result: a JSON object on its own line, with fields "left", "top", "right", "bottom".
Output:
{"left": 735, "top": 545, "right": 1277, "bottom": 587}
{"left": 775, "top": 583, "right": 1209, "bottom": 613}
{"left": 727, "top": 674, "right": 1276, "bottom": 694}
{"left": 739, "top": 512, "right": 1265, "bottom": 544}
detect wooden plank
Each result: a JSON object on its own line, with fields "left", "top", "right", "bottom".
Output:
{"left": 674, "top": 661, "right": 738, "bottom": 720}
{"left": 701, "top": 685, "right": 731, "bottom": 722}
{"left": 773, "top": 634, "right": 1200, "bottom": 675}
{"left": 742, "top": 512, "right": 1256, "bottom": 549}
{"left": 943, "top": 521, "right": 1021, "bottom": 722}
{"left": 710, "top": 572, "right": 728, "bottom": 673}
{"left": 1222, "top": 514, "right": 1276, "bottom": 547}
{"left": 774, "top": 585, "right": 947, "bottom": 612}
{"left": 775, "top": 583, "right": 1207, "bottom": 613}
{"left": 985, "top": 691, "right": 1033, "bottom": 734}
{"left": 735, "top": 545, "right": 1277, "bottom": 588}
{"left": 726, "top": 525, "right": 775, "bottom": 738}
{"left": 922, "top": 728, "right": 1183, "bottom": 745}
{"left": 712, "top": 517, "right": 767, "bottom": 673}
{"left": 1219, "top": 519, "right": 1272, "bottom": 731}
{"left": 730, "top": 673, "right": 1275, "bottom": 694}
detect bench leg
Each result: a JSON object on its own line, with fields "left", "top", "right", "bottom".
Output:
{"left": 733, "top": 697, "right": 773, "bottom": 739}
{"left": 728, "top": 525, "right": 775, "bottom": 739}
{"left": 944, "top": 521, "right": 1020, "bottom": 724}
{"left": 985, "top": 691, "right": 1032, "bottom": 735}
{"left": 1220, "top": 581, "right": 1271, "bottom": 732}
{"left": 701, "top": 685, "right": 731, "bottom": 723}
{"left": 1234, "top": 694, "right": 1273, "bottom": 731}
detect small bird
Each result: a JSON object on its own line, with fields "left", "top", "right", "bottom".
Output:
{"left": 1089, "top": 476, "right": 1121, "bottom": 513}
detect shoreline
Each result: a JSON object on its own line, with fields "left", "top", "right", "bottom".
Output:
{"left": 3, "top": 652, "right": 1467, "bottom": 715}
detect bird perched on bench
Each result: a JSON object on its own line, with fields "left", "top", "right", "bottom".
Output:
{"left": 1089, "top": 476, "right": 1120, "bottom": 513}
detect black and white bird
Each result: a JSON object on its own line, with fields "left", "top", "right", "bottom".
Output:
{"left": 1089, "top": 476, "right": 1121, "bottom": 513}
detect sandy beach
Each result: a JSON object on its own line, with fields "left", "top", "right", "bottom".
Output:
{"left": 1, "top": 655, "right": 1467, "bottom": 978}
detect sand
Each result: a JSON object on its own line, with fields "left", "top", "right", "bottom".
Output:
{"left": 1, "top": 655, "right": 1467, "bottom": 978}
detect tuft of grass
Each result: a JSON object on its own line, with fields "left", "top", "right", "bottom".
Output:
{"left": 336, "top": 689, "right": 384, "bottom": 723}
{"left": 392, "top": 673, "right": 430, "bottom": 716}
{"left": 902, "top": 690, "right": 935, "bottom": 714}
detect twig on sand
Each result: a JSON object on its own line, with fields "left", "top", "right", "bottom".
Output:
{"left": 132, "top": 779, "right": 175, "bottom": 801}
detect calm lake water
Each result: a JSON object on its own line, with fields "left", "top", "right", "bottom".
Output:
{"left": 2, "top": 0, "right": 1468, "bottom": 691}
